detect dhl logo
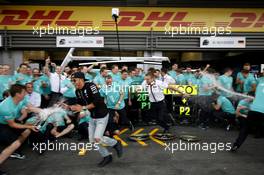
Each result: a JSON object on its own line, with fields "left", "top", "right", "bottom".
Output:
{"left": 0, "top": 8, "right": 264, "bottom": 30}
{"left": 118, "top": 11, "right": 264, "bottom": 28}
{"left": 0, "top": 10, "right": 89, "bottom": 26}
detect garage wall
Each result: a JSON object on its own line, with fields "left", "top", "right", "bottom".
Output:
{"left": 0, "top": 30, "right": 264, "bottom": 51}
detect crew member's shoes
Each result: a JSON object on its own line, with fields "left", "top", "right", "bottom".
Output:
{"left": 10, "top": 152, "right": 26, "bottom": 160}
{"left": 97, "top": 155, "right": 113, "bottom": 167}
{"left": 113, "top": 141, "right": 123, "bottom": 158}
{"left": 0, "top": 170, "right": 7, "bottom": 175}
{"left": 230, "top": 144, "right": 239, "bottom": 152}
{"left": 226, "top": 124, "right": 232, "bottom": 131}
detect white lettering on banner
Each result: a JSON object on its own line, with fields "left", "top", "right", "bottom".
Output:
{"left": 200, "top": 37, "right": 246, "bottom": 48}
{"left": 56, "top": 36, "right": 104, "bottom": 48}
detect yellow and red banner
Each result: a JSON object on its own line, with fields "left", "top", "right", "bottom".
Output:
{"left": 0, "top": 6, "right": 264, "bottom": 32}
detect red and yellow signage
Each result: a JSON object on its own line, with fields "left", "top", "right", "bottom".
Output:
{"left": 0, "top": 6, "right": 264, "bottom": 32}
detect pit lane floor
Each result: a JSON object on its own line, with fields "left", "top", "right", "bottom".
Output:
{"left": 2, "top": 126, "right": 264, "bottom": 175}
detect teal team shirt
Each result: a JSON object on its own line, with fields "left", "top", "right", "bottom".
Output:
{"left": 243, "top": 75, "right": 257, "bottom": 94}
{"left": 237, "top": 99, "right": 251, "bottom": 115}
{"left": 218, "top": 75, "right": 233, "bottom": 97}
{"left": 13, "top": 73, "right": 32, "bottom": 85}
{"left": 250, "top": 81, "right": 264, "bottom": 113}
{"left": 257, "top": 77, "right": 264, "bottom": 85}
{"left": 217, "top": 96, "right": 235, "bottom": 114}
{"left": 61, "top": 78, "right": 76, "bottom": 98}
{"left": 168, "top": 70, "right": 177, "bottom": 81}
{"left": 0, "top": 96, "right": 28, "bottom": 124}
{"left": 108, "top": 72, "right": 121, "bottom": 82}
{"left": 176, "top": 74, "right": 186, "bottom": 85}
{"left": 40, "top": 110, "right": 67, "bottom": 132}
{"left": 199, "top": 75, "right": 214, "bottom": 96}
{"left": 15, "top": 96, "right": 29, "bottom": 118}
{"left": 236, "top": 72, "right": 256, "bottom": 93}
{"left": 0, "top": 75, "right": 13, "bottom": 100}
{"left": 131, "top": 75, "right": 144, "bottom": 85}
{"left": 192, "top": 77, "right": 201, "bottom": 87}
{"left": 85, "top": 73, "right": 94, "bottom": 81}
{"left": 93, "top": 75, "right": 106, "bottom": 87}
{"left": 100, "top": 82, "right": 125, "bottom": 110}
{"left": 184, "top": 73, "right": 196, "bottom": 85}
{"left": 78, "top": 111, "right": 91, "bottom": 124}
{"left": 118, "top": 78, "right": 132, "bottom": 100}
{"left": 33, "top": 75, "right": 51, "bottom": 95}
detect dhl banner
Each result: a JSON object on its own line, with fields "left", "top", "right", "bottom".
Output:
{"left": 0, "top": 6, "right": 264, "bottom": 32}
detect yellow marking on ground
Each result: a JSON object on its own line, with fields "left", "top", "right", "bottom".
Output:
{"left": 113, "top": 128, "right": 129, "bottom": 147}
{"left": 149, "top": 128, "right": 166, "bottom": 146}
{"left": 78, "top": 148, "right": 87, "bottom": 156}
{"left": 131, "top": 128, "right": 148, "bottom": 146}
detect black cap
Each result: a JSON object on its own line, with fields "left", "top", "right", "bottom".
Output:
{"left": 71, "top": 72, "right": 85, "bottom": 79}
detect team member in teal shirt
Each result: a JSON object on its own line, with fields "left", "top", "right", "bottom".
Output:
{"left": 218, "top": 68, "right": 233, "bottom": 97}
{"left": 40, "top": 109, "right": 74, "bottom": 139}
{"left": 132, "top": 68, "right": 145, "bottom": 84}
{"left": 184, "top": 67, "right": 196, "bottom": 85}
{"left": 236, "top": 98, "right": 252, "bottom": 118}
{"left": 175, "top": 68, "right": 186, "bottom": 85}
{"left": 199, "top": 74, "right": 214, "bottom": 96}
{"left": 232, "top": 81, "right": 264, "bottom": 151}
{"left": 236, "top": 65, "right": 257, "bottom": 94}
{"left": 108, "top": 65, "right": 121, "bottom": 82}
{"left": 61, "top": 78, "right": 77, "bottom": 105}
{"left": 13, "top": 63, "right": 32, "bottom": 85}
{"left": 93, "top": 67, "right": 108, "bottom": 88}
{"left": 100, "top": 75, "right": 133, "bottom": 133}
{"left": 212, "top": 92, "right": 236, "bottom": 131}
{"left": 168, "top": 64, "right": 178, "bottom": 82}
{"left": 242, "top": 71, "right": 257, "bottom": 94}
{"left": 0, "top": 65, "right": 13, "bottom": 101}
{"left": 118, "top": 70, "right": 133, "bottom": 101}
{"left": 100, "top": 77, "right": 125, "bottom": 110}
{"left": 32, "top": 67, "right": 51, "bottom": 108}
{"left": 118, "top": 70, "right": 135, "bottom": 129}
{"left": 0, "top": 84, "right": 38, "bottom": 159}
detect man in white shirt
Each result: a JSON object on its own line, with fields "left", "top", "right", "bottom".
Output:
{"left": 161, "top": 68, "right": 176, "bottom": 84}
{"left": 161, "top": 68, "right": 176, "bottom": 120}
{"left": 25, "top": 82, "right": 41, "bottom": 108}
{"left": 45, "top": 58, "right": 66, "bottom": 106}
{"left": 142, "top": 73, "right": 184, "bottom": 133}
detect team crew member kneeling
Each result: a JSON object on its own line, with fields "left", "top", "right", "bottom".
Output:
{"left": 70, "top": 72, "right": 123, "bottom": 167}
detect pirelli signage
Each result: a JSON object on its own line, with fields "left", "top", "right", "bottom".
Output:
{"left": 0, "top": 6, "right": 264, "bottom": 32}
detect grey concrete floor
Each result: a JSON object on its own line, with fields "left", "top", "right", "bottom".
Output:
{"left": 1, "top": 126, "right": 264, "bottom": 175}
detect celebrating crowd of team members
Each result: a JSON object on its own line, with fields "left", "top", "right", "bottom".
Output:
{"left": 0, "top": 58, "right": 264, "bottom": 173}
